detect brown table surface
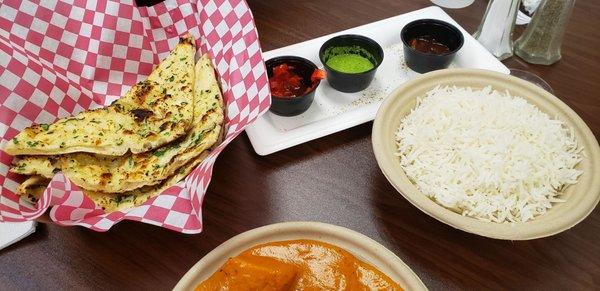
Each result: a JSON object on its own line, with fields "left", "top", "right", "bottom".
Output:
{"left": 2, "top": 0, "right": 600, "bottom": 290}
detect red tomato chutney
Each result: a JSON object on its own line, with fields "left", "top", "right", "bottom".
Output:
{"left": 269, "top": 63, "right": 325, "bottom": 98}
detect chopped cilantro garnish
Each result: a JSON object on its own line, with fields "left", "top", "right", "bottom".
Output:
{"left": 194, "top": 133, "right": 205, "bottom": 144}
{"left": 153, "top": 148, "right": 167, "bottom": 157}
{"left": 114, "top": 195, "right": 131, "bottom": 205}
{"left": 137, "top": 130, "right": 148, "bottom": 137}
{"left": 15, "top": 163, "right": 26, "bottom": 171}
{"left": 26, "top": 141, "right": 39, "bottom": 147}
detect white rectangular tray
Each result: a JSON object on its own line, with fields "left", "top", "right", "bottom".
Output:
{"left": 246, "top": 6, "right": 509, "bottom": 156}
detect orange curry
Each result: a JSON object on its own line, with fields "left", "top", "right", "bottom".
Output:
{"left": 195, "top": 239, "right": 402, "bottom": 291}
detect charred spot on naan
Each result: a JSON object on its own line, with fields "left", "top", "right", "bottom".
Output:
{"left": 130, "top": 109, "right": 154, "bottom": 122}
{"left": 100, "top": 172, "right": 112, "bottom": 186}
{"left": 179, "top": 35, "right": 194, "bottom": 45}
{"left": 131, "top": 80, "right": 155, "bottom": 105}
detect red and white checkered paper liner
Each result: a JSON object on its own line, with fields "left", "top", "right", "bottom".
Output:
{"left": 0, "top": 0, "right": 271, "bottom": 233}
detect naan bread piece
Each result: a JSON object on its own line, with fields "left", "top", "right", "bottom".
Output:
{"left": 57, "top": 122, "right": 220, "bottom": 192}
{"left": 11, "top": 156, "right": 55, "bottom": 178}
{"left": 17, "top": 149, "right": 213, "bottom": 213}
{"left": 16, "top": 175, "right": 50, "bottom": 204}
{"left": 11, "top": 54, "right": 224, "bottom": 193}
{"left": 85, "top": 149, "right": 212, "bottom": 212}
{"left": 4, "top": 35, "right": 196, "bottom": 156}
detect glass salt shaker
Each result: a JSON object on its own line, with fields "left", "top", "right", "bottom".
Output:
{"left": 474, "top": 0, "right": 521, "bottom": 60}
{"left": 515, "top": 0, "right": 576, "bottom": 65}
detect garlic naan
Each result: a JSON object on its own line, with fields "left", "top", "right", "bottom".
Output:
{"left": 18, "top": 149, "right": 213, "bottom": 212}
{"left": 85, "top": 149, "right": 213, "bottom": 212}
{"left": 4, "top": 35, "right": 196, "bottom": 156}
{"left": 11, "top": 54, "right": 224, "bottom": 193}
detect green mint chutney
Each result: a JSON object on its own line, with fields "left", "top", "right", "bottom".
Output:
{"left": 326, "top": 54, "right": 374, "bottom": 73}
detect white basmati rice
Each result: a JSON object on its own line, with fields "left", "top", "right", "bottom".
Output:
{"left": 395, "top": 86, "right": 583, "bottom": 223}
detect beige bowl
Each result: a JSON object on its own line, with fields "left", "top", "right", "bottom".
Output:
{"left": 174, "top": 221, "right": 426, "bottom": 290}
{"left": 372, "top": 68, "right": 600, "bottom": 240}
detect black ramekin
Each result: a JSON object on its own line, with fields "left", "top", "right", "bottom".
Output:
{"left": 319, "top": 34, "right": 384, "bottom": 93}
{"left": 400, "top": 19, "right": 464, "bottom": 73}
{"left": 266, "top": 56, "right": 321, "bottom": 117}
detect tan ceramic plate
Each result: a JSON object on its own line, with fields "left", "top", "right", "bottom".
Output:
{"left": 372, "top": 68, "right": 600, "bottom": 240}
{"left": 174, "top": 221, "right": 426, "bottom": 290}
